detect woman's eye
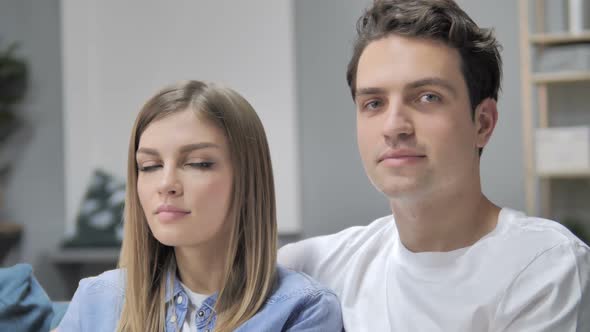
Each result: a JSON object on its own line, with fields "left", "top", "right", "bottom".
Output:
{"left": 186, "top": 162, "right": 214, "bottom": 169}
{"left": 138, "top": 164, "right": 161, "bottom": 172}
{"left": 419, "top": 93, "right": 441, "bottom": 103}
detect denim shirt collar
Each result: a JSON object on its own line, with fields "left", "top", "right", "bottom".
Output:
{"left": 164, "top": 269, "right": 219, "bottom": 304}
{"left": 164, "top": 269, "right": 185, "bottom": 303}
{"left": 163, "top": 270, "right": 218, "bottom": 332}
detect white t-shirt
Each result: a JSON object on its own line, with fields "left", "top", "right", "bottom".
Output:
{"left": 179, "top": 281, "right": 210, "bottom": 332}
{"left": 278, "top": 208, "right": 590, "bottom": 332}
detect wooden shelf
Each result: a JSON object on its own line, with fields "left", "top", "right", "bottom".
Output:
{"left": 532, "top": 72, "right": 590, "bottom": 84}
{"left": 531, "top": 32, "right": 590, "bottom": 45}
{"left": 51, "top": 248, "right": 120, "bottom": 299}
{"left": 50, "top": 248, "right": 120, "bottom": 264}
{"left": 537, "top": 169, "right": 590, "bottom": 179}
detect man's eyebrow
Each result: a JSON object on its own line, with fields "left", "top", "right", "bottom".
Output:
{"left": 355, "top": 87, "right": 388, "bottom": 98}
{"left": 136, "top": 142, "right": 220, "bottom": 156}
{"left": 355, "top": 78, "right": 458, "bottom": 99}
{"left": 406, "top": 77, "right": 458, "bottom": 96}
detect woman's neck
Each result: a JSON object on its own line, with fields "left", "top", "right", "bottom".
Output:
{"left": 174, "top": 241, "right": 228, "bottom": 294}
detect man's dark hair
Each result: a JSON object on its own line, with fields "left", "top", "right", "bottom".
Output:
{"left": 346, "top": 0, "right": 503, "bottom": 112}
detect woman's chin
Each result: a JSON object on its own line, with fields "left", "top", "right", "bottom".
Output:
{"left": 152, "top": 233, "right": 208, "bottom": 248}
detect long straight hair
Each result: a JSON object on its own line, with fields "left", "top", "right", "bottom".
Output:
{"left": 116, "top": 80, "right": 277, "bottom": 331}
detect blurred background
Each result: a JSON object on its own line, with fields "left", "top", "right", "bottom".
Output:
{"left": 0, "top": 0, "right": 588, "bottom": 301}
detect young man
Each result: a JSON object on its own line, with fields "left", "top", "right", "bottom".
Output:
{"left": 279, "top": 0, "right": 590, "bottom": 331}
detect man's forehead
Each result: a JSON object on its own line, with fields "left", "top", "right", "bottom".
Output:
{"left": 356, "top": 36, "right": 465, "bottom": 91}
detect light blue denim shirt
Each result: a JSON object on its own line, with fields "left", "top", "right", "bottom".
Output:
{"left": 57, "top": 265, "right": 343, "bottom": 331}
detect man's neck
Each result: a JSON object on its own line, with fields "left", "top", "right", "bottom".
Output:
{"left": 390, "top": 188, "right": 500, "bottom": 253}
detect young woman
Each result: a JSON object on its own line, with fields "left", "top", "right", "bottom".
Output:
{"left": 57, "top": 81, "right": 342, "bottom": 331}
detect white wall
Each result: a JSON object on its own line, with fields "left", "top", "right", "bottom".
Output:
{"left": 294, "top": 0, "right": 391, "bottom": 237}
{"left": 61, "top": 0, "right": 301, "bottom": 234}
{"left": 456, "top": 0, "right": 525, "bottom": 212}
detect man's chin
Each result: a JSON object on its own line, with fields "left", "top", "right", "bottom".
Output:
{"left": 375, "top": 179, "right": 425, "bottom": 200}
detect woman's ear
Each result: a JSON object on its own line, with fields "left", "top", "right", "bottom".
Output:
{"left": 474, "top": 98, "right": 499, "bottom": 150}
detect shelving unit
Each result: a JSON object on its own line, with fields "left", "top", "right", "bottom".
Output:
{"left": 532, "top": 71, "right": 590, "bottom": 83}
{"left": 530, "top": 31, "right": 590, "bottom": 45}
{"left": 519, "top": 0, "right": 590, "bottom": 218}
{"left": 538, "top": 170, "right": 590, "bottom": 179}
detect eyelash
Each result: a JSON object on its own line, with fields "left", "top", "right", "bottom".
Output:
{"left": 360, "top": 93, "right": 441, "bottom": 112}
{"left": 361, "top": 99, "right": 383, "bottom": 111}
{"left": 138, "top": 165, "right": 161, "bottom": 172}
{"left": 187, "top": 162, "right": 214, "bottom": 169}
{"left": 137, "top": 162, "right": 214, "bottom": 172}
{"left": 417, "top": 93, "right": 442, "bottom": 103}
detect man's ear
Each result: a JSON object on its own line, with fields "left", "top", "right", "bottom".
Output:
{"left": 474, "top": 98, "right": 498, "bottom": 150}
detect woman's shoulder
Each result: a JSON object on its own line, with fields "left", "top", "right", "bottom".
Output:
{"left": 66, "top": 268, "right": 126, "bottom": 311}
{"left": 267, "top": 265, "right": 338, "bottom": 304}
{"left": 249, "top": 265, "right": 342, "bottom": 330}
{"left": 77, "top": 268, "right": 126, "bottom": 295}
{"left": 57, "top": 269, "right": 125, "bottom": 331}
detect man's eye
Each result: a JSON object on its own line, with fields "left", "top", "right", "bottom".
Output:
{"left": 363, "top": 100, "right": 383, "bottom": 111}
{"left": 419, "top": 93, "right": 441, "bottom": 103}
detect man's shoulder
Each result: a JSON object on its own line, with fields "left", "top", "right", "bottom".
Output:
{"left": 278, "top": 215, "right": 394, "bottom": 272}
{"left": 490, "top": 208, "right": 590, "bottom": 283}
{"left": 499, "top": 208, "right": 588, "bottom": 251}
{"left": 491, "top": 209, "right": 590, "bottom": 330}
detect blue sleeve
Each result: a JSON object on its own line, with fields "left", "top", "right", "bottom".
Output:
{"left": 55, "top": 279, "right": 88, "bottom": 331}
{"left": 284, "top": 290, "right": 344, "bottom": 331}
{"left": 0, "top": 264, "right": 54, "bottom": 332}
{"left": 57, "top": 273, "right": 124, "bottom": 332}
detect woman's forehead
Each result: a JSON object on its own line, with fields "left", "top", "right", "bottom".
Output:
{"left": 138, "top": 110, "right": 227, "bottom": 152}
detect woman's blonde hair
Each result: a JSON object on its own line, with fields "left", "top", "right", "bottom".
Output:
{"left": 116, "top": 80, "right": 277, "bottom": 331}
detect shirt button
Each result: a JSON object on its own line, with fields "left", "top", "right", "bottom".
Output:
{"left": 170, "top": 314, "right": 177, "bottom": 323}
{"left": 176, "top": 295, "right": 183, "bottom": 304}
{"left": 198, "top": 310, "right": 205, "bottom": 317}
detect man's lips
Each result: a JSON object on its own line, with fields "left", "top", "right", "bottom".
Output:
{"left": 378, "top": 149, "right": 426, "bottom": 163}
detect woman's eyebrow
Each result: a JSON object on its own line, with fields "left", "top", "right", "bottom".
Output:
{"left": 136, "top": 142, "right": 220, "bottom": 157}
{"left": 178, "top": 142, "right": 220, "bottom": 154}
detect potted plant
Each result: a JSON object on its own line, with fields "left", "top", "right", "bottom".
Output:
{"left": 0, "top": 41, "right": 28, "bottom": 264}
{"left": 0, "top": 42, "right": 28, "bottom": 181}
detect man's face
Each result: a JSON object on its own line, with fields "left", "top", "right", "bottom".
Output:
{"left": 355, "top": 34, "right": 492, "bottom": 200}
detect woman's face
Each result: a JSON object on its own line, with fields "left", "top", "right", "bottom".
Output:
{"left": 136, "top": 110, "right": 233, "bottom": 248}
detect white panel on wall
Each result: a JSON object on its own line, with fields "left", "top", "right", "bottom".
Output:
{"left": 61, "top": 0, "right": 301, "bottom": 235}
